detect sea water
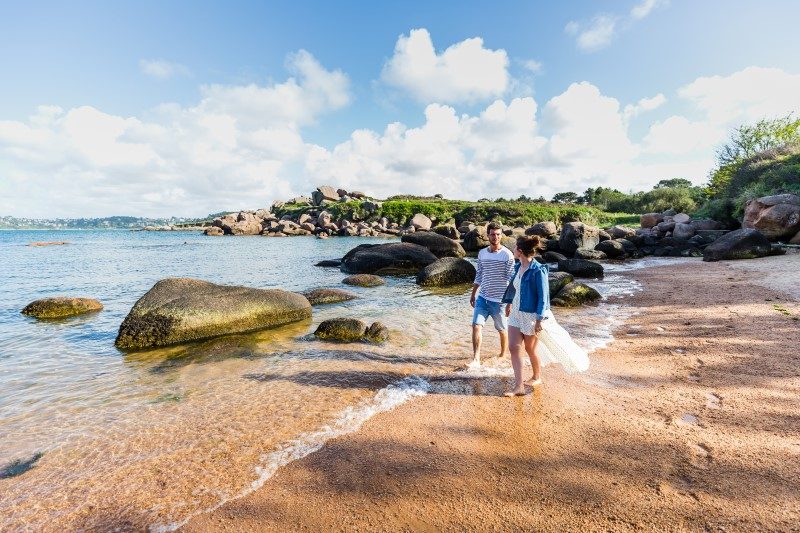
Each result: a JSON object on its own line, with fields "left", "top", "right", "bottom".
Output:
{"left": 0, "top": 230, "right": 653, "bottom": 530}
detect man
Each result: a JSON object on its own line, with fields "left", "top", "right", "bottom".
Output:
{"left": 469, "top": 222, "right": 515, "bottom": 367}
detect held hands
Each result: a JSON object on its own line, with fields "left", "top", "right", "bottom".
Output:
{"left": 505, "top": 304, "right": 511, "bottom": 317}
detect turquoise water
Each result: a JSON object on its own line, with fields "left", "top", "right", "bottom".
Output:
{"left": 0, "top": 230, "right": 638, "bottom": 531}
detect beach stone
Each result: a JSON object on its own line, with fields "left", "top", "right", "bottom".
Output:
{"left": 432, "top": 224, "right": 459, "bottom": 240}
{"left": 672, "top": 223, "right": 695, "bottom": 241}
{"left": 608, "top": 225, "right": 636, "bottom": 239}
{"left": 312, "top": 186, "right": 340, "bottom": 205}
{"left": 204, "top": 227, "right": 224, "bottom": 236}
{"left": 115, "top": 278, "right": 311, "bottom": 350}
{"left": 340, "top": 242, "right": 437, "bottom": 274}
{"left": 401, "top": 231, "right": 466, "bottom": 258}
{"left": 617, "top": 239, "right": 638, "bottom": 257}
{"left": 595, "top": 239, "right": 626, "bottom": 259}
{"left": 410, "top": 213, "right": 433, "bottom": 231}
{"left": 640, "top": 213, "right": 664, "bottom": 228}
{"left": 364, "top": 321, "right": 389, "bottom": 343}
{"left": 691, "top": 219, "right": 723, "bottom": 231}
{"left": 302, "top": 288, "right": 358, "bottom": 306}
{"left": 558, "top": 222, "right": 600, "bottom": 257}
{"left": 598, "top": 229, "right": 611, "bottom": 242}
{"left": 526, "top": 221, "right": 557, "bottom": 237}
{"left": 300, "top": 222, "right": 316, "bottom": 232}
{"left": 663, "top": 208, "right": 677, "bottom": 217}
{"left": 314, "top": 318, "right": 366, "bottom": 342}
{"left": 551, "top": 282, "right": 602, "bottom": 307}
{"left": 463, "top": 226, "right": 490, "bottom": 251}
{"left": 544, "top": 251, "right": 568, "bottom": 263}
{"left": 558, "top": 259, "right": 604, "bottom": 279}
{"left": 416, "top": 257, "right": 476, "bottom": 287}
{"left": 575, "top": 248, "right": 607, "bottom": 260}
{"left": 702, "top": 228, "right": 772, "bottom": 262}
{"left": 742, "top": 194, "right": 800, "bottom": 240}
{"left": 22, "top": 297, "right": 103, "bottom": 319}
{"left": 342, "top": 274, "right": 385, "bottom": 287}
{"left": 673, "top": 213, "right": 691, "bottom": 224}
{"left": 656, "top": 220, "right": 676, "bottom": 233}
{"left": 548, "top": 272, "right": 574, "bottom": 296}
{"left": 315, "top": 259, "right": 342, "bottom": 267}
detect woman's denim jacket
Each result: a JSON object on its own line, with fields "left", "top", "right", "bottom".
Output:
{"left": 501, "top": 261, "right": 550, "bottom": 319}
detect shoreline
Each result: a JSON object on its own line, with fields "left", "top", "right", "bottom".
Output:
{"left": 182, "top": 256, "right": 800, "bottom": 532}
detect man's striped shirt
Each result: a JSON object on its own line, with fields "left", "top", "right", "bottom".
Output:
{"left": 474, "top": 246, "right": 515, "bottom": 302}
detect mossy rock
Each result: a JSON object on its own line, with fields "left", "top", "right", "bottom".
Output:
{"left": 302, "top": 288, "right": 359, "bottom": 306}
{"left": 314, "top": 318, "right": 367, "bottom": 341}
{"left": 364, "top": 321, "right": 389, "bottom": 343}
{"left": 342, "top": 274, "right": 385, "bottom": 287}
{"left": 551, "top": 282, "right": 602, "bottom": 307}
{"left": 22, "top": 297, "right": 103, "bottom": 319}
{"left": 548, "top": 272, "right": 574, "bottom": 296}
{"left": 416, "top": 257, "right": 476, "bottom": 287}
{"left": 115, "top": 278, "right": 311, "bottom": 350}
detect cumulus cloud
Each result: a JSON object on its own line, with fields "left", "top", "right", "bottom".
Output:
{"left": 565, "top": 15, "right": 617, "bottom": 52}
{"left": 630, "top": 0, "right": 668, "bottom": 20}
{"left": 623, "top": 93, "right": 667, "bottom": 121}
{"left": 139, "top": 59, "right": 191, "bottom": 80}
{"left": 381, "top": 28, "right": 509, "bottom": 104}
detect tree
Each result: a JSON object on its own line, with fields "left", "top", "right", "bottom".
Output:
{"left": 551, "top": 191, "right": 579, "bottom": 204}
{"left": 716, "top": 114, "right": 800, "bottom": 167}
{"left": 654, "top": 178, "right": 693, "bottom": 189}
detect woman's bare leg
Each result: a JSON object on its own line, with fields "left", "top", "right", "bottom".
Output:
{"left": 505, "top": 326, "right": 526, "bottom": 396}
{"left": 523, "top": 333, "right": 542, "bottom": 385}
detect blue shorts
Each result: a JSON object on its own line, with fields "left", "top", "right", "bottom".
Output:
{"left": 472, "top": 295, "right": 508, "bottom": 331}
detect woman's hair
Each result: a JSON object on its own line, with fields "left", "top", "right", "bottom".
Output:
{"left": 515, "top": 235, "right": 542, "bottom": 257}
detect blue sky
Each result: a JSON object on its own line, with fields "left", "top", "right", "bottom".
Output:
{"left": 1, "top": 0, "right": 799, "bottom": 217}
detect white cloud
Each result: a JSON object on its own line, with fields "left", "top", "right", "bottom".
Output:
{"left": 521, "top": 60, "right": 543, "bottom": 74}
{"left": 381, "top": 28, "right": 509, "bottom": 104}
{"left": 623, "top": 93, "right": 667, "bottom": 121}
{"left": 139, "top": 59, "right": 190, "bottom": 80}
{"left": 565, "top": 15, "right": 617, "bottom": 53}
{"left": 630, "top": 0, "right": 668, "bottom": 20}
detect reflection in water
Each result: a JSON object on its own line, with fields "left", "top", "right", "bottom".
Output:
{"left": 0, "top": 230, "right": 661, "bottom": 531}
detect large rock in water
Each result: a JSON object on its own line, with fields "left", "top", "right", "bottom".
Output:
{"left": 742, "top": 194, "right": 800, "bottom": 240}
{"left": 342, "top": 274, "right": 385, "bottom": 287}
{"left": 702, "top": 229, "right": 771, "bottom": 262}
{"left": 548, "top": 272, "right": 574, "bottom": 295}
{"left": 416, "top": 257, "right": 476, "bottom": 287}
{"left": 401, "top": 231, "right": 466, "bottom": 258}
{"left": 301, "top": 288, "right": 358, "bottom": 306}
{"left": 115, "top": 278, "right": 311, "bottom": 350}
{"left": 314, "top": 318, "right": 367, "bottom": 342}
{"left": 340, "top": 242, "right": 437, "bottom": 274}
{"left": 22, "top": 297, "right": 103, "bottom": 319}
{"left": 559, "top": 222, "right": 600, "bottom": 257}
{"left": 552, "top": 282, "right": 602, "bottom": 307}
{"left": 557, "top": 259, "right": 604, "bottom": 279}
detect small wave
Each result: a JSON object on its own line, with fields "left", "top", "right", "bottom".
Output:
{"left": 150, "top": 375, "right": 429, "bottom": 533}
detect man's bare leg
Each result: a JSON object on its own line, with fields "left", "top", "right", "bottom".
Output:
{"left": 471, "top": 324, "right": 483, "bottom": 366}
{"left": 498, "top": 328, "right": 508, "bottom": 358}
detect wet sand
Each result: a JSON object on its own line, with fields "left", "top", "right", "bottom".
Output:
{"left": 183, "top": 256, "right": 800, "bottom": 532}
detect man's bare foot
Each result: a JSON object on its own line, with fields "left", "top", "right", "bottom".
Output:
{"left": 524, "top": 377, "right": 543, "bottom": 387}
{"left": 496, "top": 352, "right": 506, "bottom": 358}
{"left": 503, "top": 387, "right": 526, "bottom": 397}
{"left": 467, "top": 356, "right": 481, "bottom": 369}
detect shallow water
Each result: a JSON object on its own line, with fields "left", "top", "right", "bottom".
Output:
{"left": 0, "top": 230, "right": 657, "bottom": 531}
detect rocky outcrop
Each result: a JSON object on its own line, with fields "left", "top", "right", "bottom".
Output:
{"left": 557, "top": 259, "right": 604, "bottom": 279}
{"left": 410, "top": 213, "right": 433, "bottom": 231}
{"left": 204, "top": 226, "right": 224, "bottom": 236}
{"left": 22, "top": 297, "right": 103, "bottom": 319}
{"left": 340, "top": 243, "right": 437, "bottom": 274}
{"left": 702, "top": 229, "right": 772, "bottom": 262}
{"left": 401, "top": 231, "right": 466, "bottom": 258}
{"left": 301, "top": 288, "right": 358, "bottom": 306}
{"left": 559, "top": 222, "right": 600, "bottom": 257}
{"left": 526, "top": 221, "right": 557, "bottom": 237}
{"left": 342, "top": 274, "right": 385, "bottom": 287}
{"left": 742, "top": 194, "right": 800, "bottom": 240}
{"left": 551, "top": 282, "right": 602, "bottom": 307}
{"left": 416, "top": 257, "right": 476, "bottom": 287}
{"left": 115, "top": 278, "right": 311, "bottom": 350}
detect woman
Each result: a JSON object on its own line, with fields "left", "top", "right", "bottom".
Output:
{"left": 501, "top": 235, "right": 590, "bottom": 396}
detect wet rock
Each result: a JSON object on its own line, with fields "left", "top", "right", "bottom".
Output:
{"left": 22, "top": 297, "right": 103, "bottom": 319}
{"left": 416, "top": 257, "right": 476, "bottom": 287}
{"left": 401, "top": 231, "right": 466, "bottom": 258}
{"left": 315, "top": 259, "right": 342, "bottom": 267}
{"left": 702, "top": 228, "right": 771, "bottom": 262}
{"left": 552, "top": 282, "right": 602, "bottom": 307}
{"left": 342, "top": 274, "right": 385, "bottom": 287}
{"left": 557, "top": 259, "right": 604, "bottom": 279}
{"left": 595, "top": 239, "right": 626, "bottom": 259}
{"left": 364, "top": 321, "right": 389, "bottom": 343}
{"left": 558, "top": 222, "right": 600, "bottom": 257}
{"left": 544, "top": 251, "right": 568, "bottom": 263}
{"left": 526, "top": 221, "right": 557, "bottom": 237}
{"left": 340, "top": 242, "right": 437, "bottom": 274}
{"left": 575, "top": 248, "right": 607, "bottom": 260}
{"left": 548, "top": 271, "right": 574, "bottom": 296}
{"left": 115, "top": 278, "right": 311, "bottom": 350}
{"left": 302, "top": 288, "right": 358, "bottom": 306}
{"left": 0, "top": 452, "right": 44, "bottom": 479}
{"left": 314, "top": 318, "right": 366, "bottom": 341}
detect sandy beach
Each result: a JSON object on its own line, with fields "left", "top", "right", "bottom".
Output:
{"left": 182, "top": 255, "right": 800, "bottom": 532}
